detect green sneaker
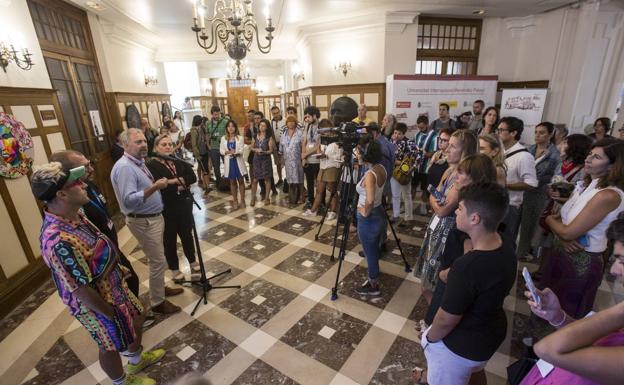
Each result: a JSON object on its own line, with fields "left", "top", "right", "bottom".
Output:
{"left": 123, "top": 374, "right": 156, "bottom": 385}
{"left": 126, "top": 348, "right": 166, "bottom": 375}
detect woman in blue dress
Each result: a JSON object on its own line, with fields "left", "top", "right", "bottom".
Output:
{"left": 279, "top": 115, "right": 305, "bottom": 204}
{"left": 220, "top": 120, "right": 248, "bottom": 209}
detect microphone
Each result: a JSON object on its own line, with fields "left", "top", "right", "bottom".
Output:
{"left": 154, "top": 154, "right": 177, "bottom": 162}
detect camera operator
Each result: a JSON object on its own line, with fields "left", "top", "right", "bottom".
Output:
{"left": 303, "top": 119, "right": 342, "bottom": 220}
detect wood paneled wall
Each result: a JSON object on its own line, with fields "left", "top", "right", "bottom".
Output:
{"left": 257, "top": 95, "right": 282, "bottom": 118}
{"left": 106, "top": 92, "right": 172, "bottom": 131}
{"left": 296, "top": 83, "right": 386, "bottom": 122}
{"left": 188, "top": 96, "right": 229, "bottom": 118}
{"left": 0, "top": 87, "right": 70, "bottom": 318}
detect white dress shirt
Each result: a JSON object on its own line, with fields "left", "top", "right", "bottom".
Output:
{"left": 504, "top": 142, "right": 538, "bottom": 207}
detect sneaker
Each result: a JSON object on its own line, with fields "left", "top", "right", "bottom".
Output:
{"left": 151, "top": 299, "right": 181, "bottom": 314}
{"left": 171, "top": 270, "right": 184, "bottom": 281}
{"left": 142, "top": 314, "right": 156, "bottom": 329}
{"left": 302, "top": 209, "right": 316, "bottom": 217}
{"left": 354, "top": 280, "right": 381, "bottom": 296}
{"left": 189, "top": 261, "right": 201, "bottom": 272}
{"left": 123, "top": 374, "right": 156, "bottom": 385}
{"left": 164, "top": 286, "right": 183, "bottom": 297}
{"left": 303, "top": 200, "right": 312, "bottom": 210}
{"left": 126, "top": 348, "right": 166, "bottom": 375}
{"left": 326, "top": 211, "right": 337, "bottom": 221}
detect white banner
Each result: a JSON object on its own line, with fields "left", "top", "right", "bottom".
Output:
{"left": 386, "top": 74, "right": 498, "bottom": 138}
{"left": 500, "top": 88, "right": 548, "bottom": 144}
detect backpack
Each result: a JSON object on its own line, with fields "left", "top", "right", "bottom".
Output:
{"left": 196, "top": 127, "right": 210, "bottom": 156}
{"left": 183, "top": 131, "right": 193, "bottom": 151}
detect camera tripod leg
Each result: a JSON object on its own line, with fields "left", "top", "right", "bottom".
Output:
{"left": 383, "top": 203, "right": 412, "bottom": 273}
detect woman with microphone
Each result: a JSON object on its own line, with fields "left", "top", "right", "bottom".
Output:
{"left": 147, "top": 135, "right": 200, "bottom": 281}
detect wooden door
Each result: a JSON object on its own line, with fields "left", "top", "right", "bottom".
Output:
{"left": 28, "top": 0, "right": 117, "bottom": 211}
{"left": 227, "top": 80, "right": 258, "bottom": 127}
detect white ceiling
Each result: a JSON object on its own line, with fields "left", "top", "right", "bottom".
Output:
{"left": 71, "top": 0, "right": 577, "bottom": 66}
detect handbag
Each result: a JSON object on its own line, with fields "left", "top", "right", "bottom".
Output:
{"left": 393, "top": 156, "right": 414, "bottom": 185}
{"left": 506, "top": 345, "right": 538, "bottom": 385}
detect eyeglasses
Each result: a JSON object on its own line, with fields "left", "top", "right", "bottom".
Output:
{"left": 63, "top": 179, "right": 84, "bottom": 190}
{"left": 438, "top": 137, "right": 449, "bottom": 143}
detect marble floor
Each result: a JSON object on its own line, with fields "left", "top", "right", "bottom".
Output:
{"left": 1, "top": 186, "right": 623, "bottom": 385}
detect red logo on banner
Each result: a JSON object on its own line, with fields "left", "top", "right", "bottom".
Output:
{"left": 396, "top": 101, "right": 411, "bottom": 108}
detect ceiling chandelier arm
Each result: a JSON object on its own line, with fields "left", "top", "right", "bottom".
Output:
{"left": 196, "top": 18, "right": 229, "bottom": 54}
{"left": 245, "top": 20, "right": 273, "bottom": 54}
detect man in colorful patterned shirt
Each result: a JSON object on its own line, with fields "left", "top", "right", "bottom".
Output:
{"left": 390, "top": 122, "right": 419, "bottom": 224}
{"left": 413, "top": 115, "right": 439, "bottom": 203}
{"left": 31, "top": 162, "right": 165, "bottom": 385}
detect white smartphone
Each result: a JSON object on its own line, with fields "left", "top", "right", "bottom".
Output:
{"left": 522, "top": 267, "right": 541, "bottom": 307}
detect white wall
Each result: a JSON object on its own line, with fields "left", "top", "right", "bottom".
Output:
{"left": 0, "top": 0, "right": 50, "bottom": 89}
{"left": 295, "top": 25, "right": 386, "bottom": 87}
{"left": 478, "top": 3, "right": 624, "bottom": 134}
{"left": 478, "top": 11, "right": 564, "bottom": 82}
{"left": 88, "top": 14, "right": 168, "bottom": 94}
{"left": 164, "top": 62, "right": 201, "bottom": 109}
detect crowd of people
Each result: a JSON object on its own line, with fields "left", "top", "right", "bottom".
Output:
{"left": 28, "top": 97, "right": 624, "bottom": 385}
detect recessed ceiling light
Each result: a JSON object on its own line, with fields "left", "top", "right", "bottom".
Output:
{"left": 472, "top": 9, "right": 486, "bottom": 15}
{"left": 86, "top": 1, "right": 106, "bottom": 11}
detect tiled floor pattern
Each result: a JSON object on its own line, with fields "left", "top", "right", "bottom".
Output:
{"left": 2, "top": 186, "right": 624, "bottom": 385}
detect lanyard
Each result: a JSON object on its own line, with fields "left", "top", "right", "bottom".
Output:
{"left": 87, "top": 186, "right": 108, "bottom": 216}
{"left": 124, "top": 153, "right": 154, "bottom": 182}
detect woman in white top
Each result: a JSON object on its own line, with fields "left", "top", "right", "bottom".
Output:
{"left": 354, "top": 141, "right": 387, "bottom": 296}
{"left": 303, "top": 120, "right": 343, "bottom": 220}
{"left": 220, "top": 120, "right": 248, "bottom": 209}
{"left": 543, "top": 139, "right": 624, "bottom": 318}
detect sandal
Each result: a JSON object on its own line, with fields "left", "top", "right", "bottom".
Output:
{"left": 412, "top": 367, "right": 427, "bottom": 384}
{"left": 264, "top": 199, "right": 271, "bottom": 205}
{"left": 250, "top": 197, "right": 256, "bottom": 207}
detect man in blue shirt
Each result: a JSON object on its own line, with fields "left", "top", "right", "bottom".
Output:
{"left": 111, "top": 128, "right": 183, "bottom": 315}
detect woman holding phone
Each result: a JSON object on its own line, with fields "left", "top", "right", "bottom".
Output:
{"left": 519, "top": 213, "right": 624, "bottom": 385}
{"left": 541, "top": 139, "right": 624, "bottom": 318}
{"left": 220, "top": 120, "right": 247, "bottom": 209}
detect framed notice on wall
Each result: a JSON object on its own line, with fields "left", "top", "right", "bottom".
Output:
{"left": 500, "top": 88, "right": 548, "bottom": 145}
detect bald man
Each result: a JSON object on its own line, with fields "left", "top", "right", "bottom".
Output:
{"left": 352, "top": 104, "right": 372, "bottom": 126}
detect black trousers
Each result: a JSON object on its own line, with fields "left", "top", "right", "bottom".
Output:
{"left": 304, "top": 163, "right": 320, "bottom": 203}
{"left": 163, "top": 204, "right": 196, "bottom": 271}
{"left": 118, "top": 252, "right": 139, "bottom": 297}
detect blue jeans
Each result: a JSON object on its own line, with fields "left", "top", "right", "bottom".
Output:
{"left": 209, "top": 148, "right": 222, "bottom": 182}
{"left": 357, "top": 205, "right": 386, "bottom": 282}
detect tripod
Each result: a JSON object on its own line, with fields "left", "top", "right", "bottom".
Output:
{"left": 166, "top": 156, "right": 240, "bottom": 316}
{"left": 328, "top": 152, "right": 412, "bottom": 301}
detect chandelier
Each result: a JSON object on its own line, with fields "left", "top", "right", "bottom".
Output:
{"left": 191, "top": 0, "right": 275, "bottom": 78}
{"left": 226, "top": 59, "right": 250, "bottom": 80}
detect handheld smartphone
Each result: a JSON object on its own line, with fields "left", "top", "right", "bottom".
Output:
{"left": 577, "top": 234, "right": 589, "bottom": 248}
{"left": 522, "top": 267, "right": 541, "bottom": 307}
{"left": 427, "top": 184, "right": 444, "bottom": 202}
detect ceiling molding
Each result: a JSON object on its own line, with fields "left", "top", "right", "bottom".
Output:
{"left": 505, "top": 15, "right": 538, "bottom": 37}
{"left": 99, "top": 19, "right": 157, "bottom": 53}
{"left": 385, "top": 11, "right": 420, "bottom": 33}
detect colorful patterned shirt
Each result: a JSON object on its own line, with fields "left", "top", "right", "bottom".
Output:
{"left": 393, "top": 137, "right": 418, "bottom": 162}
{"left": 39, "top": 210, "right": 137, "bottom": 316}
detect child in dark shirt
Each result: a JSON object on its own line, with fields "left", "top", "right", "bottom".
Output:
{"left": 421, "top": 182, "right": 517, "bottom": 385}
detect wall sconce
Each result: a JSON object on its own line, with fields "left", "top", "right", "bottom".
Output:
{"left": 292, "top": 62, "right": 305, "bottom": 81}
{"left": 143, "top": 68, "right": 158, "bottom": 86}
{"left": 335, "top": 61, "right": 352, "bottom": 77}
{"left": 0, "top": 41, "right": 34, "bottom": 73}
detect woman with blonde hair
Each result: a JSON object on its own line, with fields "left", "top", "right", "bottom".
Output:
{"left": 418, "top": 129, "right": 478, "bottom": 304}
{"left": 479, "top": 133, "right": 507, "bottom": 186}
